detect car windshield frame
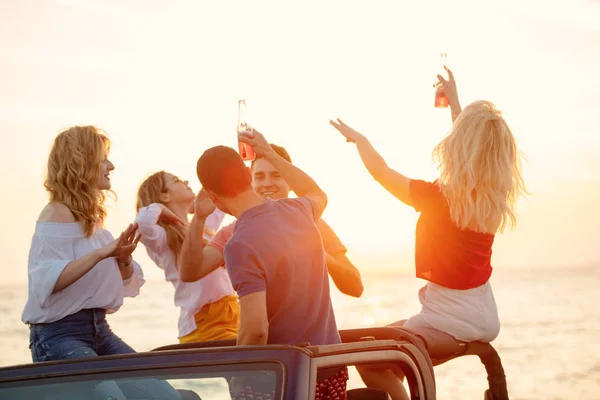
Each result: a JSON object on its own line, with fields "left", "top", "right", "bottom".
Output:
{"left": 0, "top": 359, "right": 286, "bottom": 400}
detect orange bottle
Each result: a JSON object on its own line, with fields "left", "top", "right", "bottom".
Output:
{"left": 237, "top": 100, "right": 255, "bottom": 161}
{"left": 434, "top": 53, "right": 449, "bottom": 108}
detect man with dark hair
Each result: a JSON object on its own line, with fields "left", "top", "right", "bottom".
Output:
{"left": 180, "top": 142, "right": 363, "bottom": 298}
{"left": 248, "top": 143, "right": 363, "bottom": 297}
{"left": 195, "top": 145, "right": 256, "bottom": 212}
{"left": 180, "top": 130, "right": 348, "bottom": 399}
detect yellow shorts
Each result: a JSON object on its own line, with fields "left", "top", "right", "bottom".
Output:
{"left": 178, "top": 295, "right": 240, "bottom": 344}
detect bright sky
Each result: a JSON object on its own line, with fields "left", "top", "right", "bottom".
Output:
{"left": 1, "top": 0, "right": 599, "bottom": 283}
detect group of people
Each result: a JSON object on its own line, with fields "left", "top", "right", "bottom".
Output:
{"left": 21, "top": 70, "right": 527, "bottom": 400}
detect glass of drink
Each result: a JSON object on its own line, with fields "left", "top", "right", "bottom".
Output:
{"left": 434, "top": 53, "right": 449, "bottom": 108}
{"left": 237, "top": 100, "right": 255, "bottom": 161}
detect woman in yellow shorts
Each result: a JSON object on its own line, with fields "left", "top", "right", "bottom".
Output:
{"left": 135, "top": 171, "right": 239, "bottom": 343}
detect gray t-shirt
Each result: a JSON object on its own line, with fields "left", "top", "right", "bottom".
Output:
{"left": 224, "top": 197, "right": 341, "bottom": 346}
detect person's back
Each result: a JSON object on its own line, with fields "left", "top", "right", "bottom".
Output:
{"left": 410, "top": 179, "right": 495, "bottom": 291}
{"left": 190, "top": 132, "right": 349, "bottom": 400}
{"left": 225, "top": 197, "right": 340, "bottom": 345}
{"left": 330, "top": 78, "right": 527, "bottom": 400}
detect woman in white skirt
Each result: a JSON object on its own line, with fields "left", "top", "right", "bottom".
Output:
{"left": 330, "top": 68, "right": 527, "bottom": 400}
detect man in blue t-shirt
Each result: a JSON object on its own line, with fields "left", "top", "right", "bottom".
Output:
{"left": 194, "top": 130, "right": 341, "bottom": 348}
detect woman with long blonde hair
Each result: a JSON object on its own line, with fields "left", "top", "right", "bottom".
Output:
{"left": 330, "top": 69, "right": 527, "bottom": 400}
{"left": 22, "top": 126, "right": 180, "bottom": 399}
{"left": 135, "top": 171, "right": 239, "bottom": 343}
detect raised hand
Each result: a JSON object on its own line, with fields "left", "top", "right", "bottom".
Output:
{"left": 329, "top": 118, "right": 366, "bottom": 144}
{"left": 237, "top": 128, "right": 275, "bottom": 158}
{"left": 102, "top": 223, "right": 142, "bottom": 263}
{"left": 436, "top": 66, "right": 459, "bottom": 106}
{"left": 158, "top": 204, "right": 186, "bottom": 226}
{"left": 193, "top": 189, "right": 216, "bottom": 219}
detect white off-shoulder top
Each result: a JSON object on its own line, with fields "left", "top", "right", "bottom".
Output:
{"left": 22, "top": 221, "right": 145, "bottom": 324}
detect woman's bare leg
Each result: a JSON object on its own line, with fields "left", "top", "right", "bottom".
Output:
{"left": 356, "top": 365, "right": 410, "bottom": 400}
{"left": 355, "top": 320, "right": 411, "bottom": 400}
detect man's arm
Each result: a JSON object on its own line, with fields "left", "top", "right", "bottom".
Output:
{"left": 262, "top": 149, "right": 327, "bottom": 216}
{"left": 325, "top": 253, "right": 363, "bottom": 298}
{"left": 317, "top": 219, "right": 363, "bottom": 297}
{"left": 226, "top": 240, "right": 269, "bottom": 346}
{"left": 240, "top": 130, "right": 327, "bottom": 219}
{"left": 237, "top": 291, "right": 269, "bottom": 346}
{"left": 179, "top": 191, "right": 227, "bottom": 282}
{"left": 179, "top": 214, "right": 226, "bottom": 282}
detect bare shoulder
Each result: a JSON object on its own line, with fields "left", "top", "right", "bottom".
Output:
{"left": 38, "top": 203, "right": 76, "bottom": 223}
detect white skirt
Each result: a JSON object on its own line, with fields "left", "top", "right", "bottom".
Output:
{"left": 393, "top": 281, "right": 500, "bottom": 343}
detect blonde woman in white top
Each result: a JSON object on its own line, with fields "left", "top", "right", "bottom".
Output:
{"left": 135, "top": 171, "right": 238, "bottom": 343}
{"left": 22, "top": 126, "right": 180, "bottom": 400}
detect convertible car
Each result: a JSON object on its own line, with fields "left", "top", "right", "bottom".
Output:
{"left": 0, "top": 326, "right": 508, "bottom": 400}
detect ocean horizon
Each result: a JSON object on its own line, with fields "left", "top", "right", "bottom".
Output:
{"left": 1, "top": 265, "right": 598, "bottom": 400}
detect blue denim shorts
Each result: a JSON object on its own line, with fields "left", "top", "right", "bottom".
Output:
{"left": 29, "top": 308, "right": 134, "bottom": 362}
{"left": 28, "top": 308, "right": 182, "bottom": 400}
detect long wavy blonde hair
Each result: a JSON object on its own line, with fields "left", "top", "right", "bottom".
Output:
{"left": 432, "top": 100, "right": 527, "bottom": 234}
{"left": 136, "top": 171, "right": 187, "bottom": 264}
{"left": 45, "top": 126, "right": 112, "bottom": 237}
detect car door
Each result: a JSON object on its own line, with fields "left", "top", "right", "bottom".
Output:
{"left": 0, "top": 347, "right": 301, "bottom": 400}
